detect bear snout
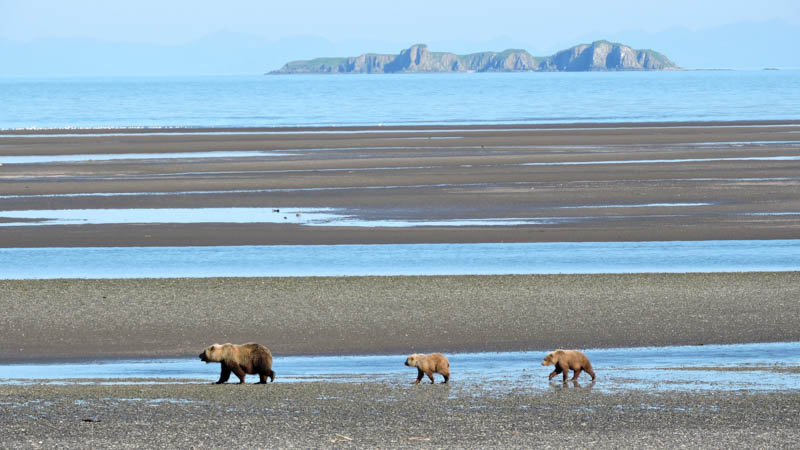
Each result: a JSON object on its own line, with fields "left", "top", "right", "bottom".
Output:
{"left": 199, "top": 352, "right": 208, "bottom": 362}
{"left": 404, "top": 360, "right": 409, "bottom": 366}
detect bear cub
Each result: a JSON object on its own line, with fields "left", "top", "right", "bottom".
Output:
{"left": 541, "top": 349, "right": 596, "bottom": 382}
{"left": 405, "top": 353, "right": 450, "bottom": 384}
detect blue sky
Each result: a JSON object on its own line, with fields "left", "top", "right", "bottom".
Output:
{"left": 1, "top": 0, "right": 799, "bottom": 74}
{"left": 3, "top": 0, "right": 798, "bottom": 46}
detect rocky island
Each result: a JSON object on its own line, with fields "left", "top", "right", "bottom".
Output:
{"left": 269, "top": 41, "right": 679, "bottom": 74}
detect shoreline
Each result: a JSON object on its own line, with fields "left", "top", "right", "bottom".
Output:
{"left": 2, "top": 119, "right": 800, "bottom": 135}
{"left": 0, "top": 119, "right": 800, "bottom": 139}
{"left": 0, "top": 119, "right": 800, "bottom": 138}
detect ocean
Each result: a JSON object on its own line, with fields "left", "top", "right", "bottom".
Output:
{"left": 2, "top": 70, "right": 800, "bottom": 129}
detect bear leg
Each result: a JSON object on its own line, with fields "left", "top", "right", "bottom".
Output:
{"left": 572, "top": 368, "right": 583, "bottom": 381}
{"left": 257, "top": 369, "right": 275, "bottom": 384}
{"left": 426, "top": 370, "right": 435, "bottom": 384}
{"left": 559, "top": 363, "right": 570, "bottom": 382}
{"left": 232, "top": 367, "right": 247, "bottom": 384}
{"left": 414, "top": 368, "right": 424, "bottom": 384}
{"left": 549, "top": 365, "right": 563, "bottom": 380}
{"left": 216, "top": 366, "right": 231, "bottom": 384}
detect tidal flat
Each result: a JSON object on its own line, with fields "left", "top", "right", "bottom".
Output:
{"left": 2, "top": 273, "right": 799, "bottom": 446}
{"left": 2, "top": 123, "right": 800, "bottom": 447}
{"left": 1, "top": 382, "right": 799, "bottom": 448}
{"left": 2, "top": 122, "right": 800, "bottom": 246}
{"left": 2, "top": 273, "right": 799, "bottom": 360}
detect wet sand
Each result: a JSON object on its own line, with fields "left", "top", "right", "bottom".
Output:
{"left": 2, "top": 382, "right": 799, "bottom": 448}
{"left": 2, "top": 273, "right": 799, "bottom": 361}
{"left": 1, "top": 121, "right": 800, "bottom": 246}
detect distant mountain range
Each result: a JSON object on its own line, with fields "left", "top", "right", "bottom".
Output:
{"left": 3, "top": 20, "right": 797, "bottom": 76}
{"left": 269, "top": 41, "right": 679, "bottom": 74}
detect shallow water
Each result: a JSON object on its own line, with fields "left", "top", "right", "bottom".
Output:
{"left": 2, "top": 342, "right": 798, "bottom": 392}
{"left": 1, "top": 240, "right": 798, "bottom": 279}
{"left": 0, "top": 204, "right": 717, "bottom": 227}
{"left": 0, "top": 207, "right": 340, "bottom": 227}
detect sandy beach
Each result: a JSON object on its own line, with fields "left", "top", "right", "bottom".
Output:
{"left": 2, "top": 122, "right": 800, "bottom": 447}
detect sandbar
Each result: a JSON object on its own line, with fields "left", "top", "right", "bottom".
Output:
{"left": 1, "top": 273, "right": 798, "bottom": 361}
{"left": 1, "top": 121, "right": 799, "bottom": 247}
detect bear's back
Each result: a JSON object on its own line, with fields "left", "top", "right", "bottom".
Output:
{"left": 428, "top": 353, "right": 449, "bottom": 370}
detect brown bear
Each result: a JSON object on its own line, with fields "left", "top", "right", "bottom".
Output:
{"left": 541, "top": 349, "right": 596, "bottom": 382}
{"left": 199, "top": 343, "right": 275, "bottom": 384}
{"left": 405, "top": 353, "right": 450, "bottom": 384}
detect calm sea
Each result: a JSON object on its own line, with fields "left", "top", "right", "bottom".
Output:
{"left": 2, "top": 70, "right": 799, "bottom": 129}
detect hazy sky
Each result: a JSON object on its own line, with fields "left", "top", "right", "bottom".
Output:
{"left": 2, "top": 0, "right": 799, "bottom": 74}
{"left": 2, "top": 0, "right": 798, "bottom": 47}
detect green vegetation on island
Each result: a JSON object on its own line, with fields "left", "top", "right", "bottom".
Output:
{"left": 269, "top": 41, "right": 679, "bottom": 74}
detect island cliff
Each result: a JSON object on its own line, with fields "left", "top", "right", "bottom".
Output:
{"left": 269, "top": 41, "right": 679, "bottom": 74}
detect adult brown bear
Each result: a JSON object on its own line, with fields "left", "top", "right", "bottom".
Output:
{"left": 541, "top": 349, "right": 596, "bottom": 382}
{"left": 199, "top": 343, "right": 275, "bottom": 384}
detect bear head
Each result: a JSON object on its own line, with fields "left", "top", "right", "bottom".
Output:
{"left": 199, "top": 343, "right": 228, "bottom": 363}
{"left": 405, "top": 354, "right": 421, "bottom": 367}
{"left": 541, "top": 350, "right": 564, "bottom": 366}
